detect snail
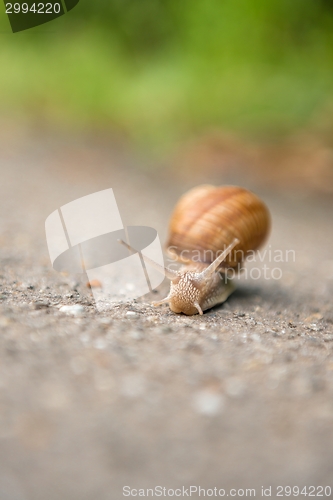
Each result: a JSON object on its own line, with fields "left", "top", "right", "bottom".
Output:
{"left": 120, "top": 185, "right": 270, "bottom": 315}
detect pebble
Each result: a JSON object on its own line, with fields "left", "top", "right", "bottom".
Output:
{"left": 234, "top": 311, "right": 246, "bottom": 317}
{"left": 74, "top": 318, "right": 85, "bottom": 326}
{"left": 126, "top": 311, "right": 139, "bottom": 319}
{"left": 93, "top": 338, "right": 107, "bottom": 350}
{"left": 305, "top": 313, "right": 323, "bottom": 323}
{"left": 80, "top": 333, "right": 90, "bottom": 344}
{"left": 98, "top": 317, "right": 113, "bottom": 326}
{"left": 0, "top": 316, "right": 11, "bottom": 327}
{"left": 161, "top": 326, "right": 172, "bottom": 334}
{"left": 59, "top": 305, "right": 85, "bottom": 316}
{"left": 193, "top": 390, "right": 224, "bottom": 416}
{"left": 18, "top": 302, "right": 29, "bottom": 309}
{"left": 146, "top": 315, "right": 159, "bottom": 322}
{"left": 86, "top": 279, "right": 102, "bottom": 289}
{"left": 130, "top": 330, "right": 143, "bottom": 340}
{"left": 307, "top": 324, "right": 321, "bottom": 332}
{"left": 34, "top": 300, "right": 49, "bottom": 309}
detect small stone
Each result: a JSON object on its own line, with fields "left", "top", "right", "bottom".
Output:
{"left": 98, "top": 317, "right": 113, "bottom": 326}
{"left": 126, "top": 311, "right": 139, "bottom": 319}
{"left": 0, "top": 316, "right": 10, "bottom": 327}
{"left": 34, "top": 300, "right": 49, "bottom": 309}
{"left": 161, "top": 326, "right": 172, "bottom": 334}
{"left": 59, "top": 305, "right": 84, "bottom": 316}
{"left": 234, "top": 311, "right": 245, "bottom": 317}
{"left": 70, "top": 281, "right": 80, "bottom": 291}
{"left": 304, "top": 313, "right": 323, "bottom": 323}
{"left": 245, "top": 318, "right": 256, "bottom": 326}
{"left": 125, "top": 283, "right": 135, "bottom": 292}
{"left": 181, "top": 318, "right": 193, "bottom": 326}
{"left": 18, "top": 302, "right": 29, "bottom": 309}
{"left": 308, "top": 324, "right": 321, "bottom": 332}
{"left": 130, "top": 330, "right": 143, "bottom": 340}
{"left": 93, "top": 338, "right": 107, "bottom": 350}
{"left": 193, "top": 390, "right": 224, "bottom": 416}
{"left": 146, "top": 315, "right": 158, "bottom": 322}
{"left": 86, "top": 279, "right": 102, "bottom": 289}
{"left": 74, "top": 318, "right": 85, "bottom": 326}
{"left": 305, "top": 313, "right": 323, "bottom": 323}
{"left": 80, "top": 333, "right": 90, "bottom": 343}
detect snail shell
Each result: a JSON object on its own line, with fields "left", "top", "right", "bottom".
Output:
{"left": 166, "top": 185, "right": 270, "bottom": 269}
{"left": 148, "top": 184, "right": 271, "bottom": 315}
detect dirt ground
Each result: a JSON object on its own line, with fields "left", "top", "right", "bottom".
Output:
{"left": 0, "top": 126, "right": 333, "bottom": 500}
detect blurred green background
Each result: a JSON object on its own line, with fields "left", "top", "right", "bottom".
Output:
{"left": 1, "top": 0, "right": 333, "bottom": 149}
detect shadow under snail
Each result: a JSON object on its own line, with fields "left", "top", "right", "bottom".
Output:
{"left": 121, "top": 185, "right": 270, "bottom": 315}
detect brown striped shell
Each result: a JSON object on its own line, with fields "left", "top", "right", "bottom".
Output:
{"left": 166, "top": 185, "right": 270, "bottom": 269}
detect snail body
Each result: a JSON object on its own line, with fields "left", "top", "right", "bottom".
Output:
{"left": 163, "top": 255, "right": 237, "bottom": 315}
{"left": 153, "top": 185, "right": 271, "bottom": 315}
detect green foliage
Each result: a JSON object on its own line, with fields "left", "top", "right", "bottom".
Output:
{"left": 1, "top": 0, "right": 333, "bottom": 146}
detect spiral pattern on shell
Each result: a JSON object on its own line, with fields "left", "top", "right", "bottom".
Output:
{"left": 166, "top": 185, "right": 271, "bottom": 269}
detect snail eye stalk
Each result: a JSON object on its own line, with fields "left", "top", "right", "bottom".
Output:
{"left": 201, "top": 238, "right": 240, "bottom": 279}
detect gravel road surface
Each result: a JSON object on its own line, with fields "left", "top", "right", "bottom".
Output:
{"left": 0, "top": 128, "right": 333, "bottom": 500}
